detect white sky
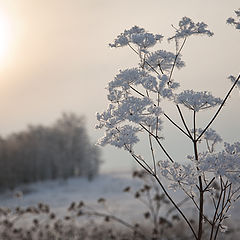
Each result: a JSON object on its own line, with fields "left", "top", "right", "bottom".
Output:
{"left": 0, "top": 0, "right": 239, "bottom": 172}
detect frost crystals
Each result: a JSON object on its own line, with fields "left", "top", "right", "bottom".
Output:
{"left": 109, "top": 26, "right": 163, "bottom": 50}
{"left": 227, "top": 9, "right": 240, "bottom": 30}
{"left": 168, "top": 17, "right": 214, "bottom": 41}
{"left": 176, "top": 90, "right": 222, "bottom": 112}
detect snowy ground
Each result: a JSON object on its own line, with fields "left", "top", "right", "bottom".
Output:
{"left": 0, "top": 171, "right": 239, "bottom": 227}
{"left": 0, "top": 171, "right": 146, "bottom": 222}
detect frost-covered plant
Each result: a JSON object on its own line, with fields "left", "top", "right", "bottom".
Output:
{"left": 227, "top": 9, "right": 240, "bottom": 30}
{"left": 97, "top": 11, "right": 240, "bottom": 240}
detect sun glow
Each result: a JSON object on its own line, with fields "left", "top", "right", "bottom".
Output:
{"left": 0, "top": 13, "right": 12, "bottom": 65}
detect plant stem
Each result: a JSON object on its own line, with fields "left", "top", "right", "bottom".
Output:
{"left": 128, "top": 43, "right": 161, "bottom": 76}
{"left": 140, "top": 123, "right": 174, "bottom": 163}
{"left": 197, "top": 74, "right": 240, "bottom": 141}
{"left": 198, "top": 175, "right": 204, "bottom": 240}
{"left": 148, "top": 132, "right": 156, "bottom": 174}
{"left": 164, "top": 112, "right": 192, "bottom": 139}
{"left": 176, "top": 105, "right": 193, "bottom": 140}
{"left": 193, "top": 110, "right": 204, "bottom": 240}
{"left": 194, "top": 139, "right": 204, "bottom": 240}
{"left": 153, "top": 174, "right": 198, "bottom": 240}
{"left": 168, "top": 37, "right": 187, "bottom": 83}
{"left": 209, "top": 178, "right": 224, "bottom": 240}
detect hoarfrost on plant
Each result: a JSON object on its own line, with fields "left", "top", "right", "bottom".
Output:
{"left": 192, "top": 128, "right": 222, "bottom": 152}
{"left": 97, "top": 125, "right": 140, "bottom": 150}
{"left": 199, "top": 142, "right": 240, "bottom": 185}
{"left": 109, "top": 26, "right": 163, "bottom": 50}
{"left": 145, "top": 50, "right": 185, "bottom": 73}
{"left": 176, "top": 90, "right": 222, "bottom": 111}
{"left": 228, "top": 75, "right": 240, "bottom": 89}
{"left": 168, "top": 17, "right": 214, "bottom": 41}
{"left": 158, "top": 160, "right": 198, "bottom": 192}
{"left": 227, "top": 9, "right": 240, "bottom": 30}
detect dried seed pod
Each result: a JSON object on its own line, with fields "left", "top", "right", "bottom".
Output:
{"left": 144, "top": 212, "right": 150, "bottom": 219}
{"left": 135, "top": 191, "right": 140, "bottom": 198}
{"left": 123, "top": 186, "right": 131, "bottom": 192}
{"left": 97, "top": 198, "right": 106, "bottom": 203}
{"left": 49, "top": 213, "right": 56, "bottom": 219}
{"left": 68, "top": 202, "right": 76, "bottom": 211}
{"left": 78, "top": 201, "right": 84, "bottom": 208}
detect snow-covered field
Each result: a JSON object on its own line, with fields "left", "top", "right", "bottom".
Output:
{"left": 0, "top": 171, "right": 239, "bottom": 218}
{"left": 0, "top": 171, "right": 239, "bottom": 235}
{"left": 0, "top": 171, "right": 145, "bottom": 221}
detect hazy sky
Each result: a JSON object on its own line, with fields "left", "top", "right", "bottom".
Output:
{"left": 0, "top": 0, "right": 239, "bottom": 172}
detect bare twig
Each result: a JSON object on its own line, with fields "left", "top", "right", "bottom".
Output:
{"left": 197, "top": 74, "right": 240, "bottom": 141}
{"left": 168, "top": 37, "right": 187, "bottom": 83}
{"left": 153, "top": 174, "right": 198, "bottom": 240}
{"left": 176, "top": 105, "right": 193, "bottom": 140}
{"left": 148, "top": 131, "right": 157, "bottom": 174}
{"left": 140, "top": 123, "right": 174, "bottom": 163}
{"left": 128, "top": 43, "right": 161, "bottom": 76}
{"left": 163, "top": 112, "right": 192, "bottom": 139}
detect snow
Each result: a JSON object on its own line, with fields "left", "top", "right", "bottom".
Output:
{"left": 0, "top": 172, "right": 144, "bottom": 221}
{"left": 0, "top": 171, "right": 239, "bottom": 224}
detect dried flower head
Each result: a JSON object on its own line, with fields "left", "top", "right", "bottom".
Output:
{"left": 109, "top": 26, "right": 163, "bottom": 50}
{"left": 176, "top": 90, "right": 222, "bottom": 111}
{"left": 169, "top": 17, "right": 214, "bottom": 41}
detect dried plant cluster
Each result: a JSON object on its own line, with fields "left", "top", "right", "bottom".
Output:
{"left": 0, "top": 170, "right": 239, "bottom": 240}
{"left": 96, "top": 9, "right": 240, "bottom": 240}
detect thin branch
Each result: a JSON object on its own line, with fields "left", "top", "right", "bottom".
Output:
{"left": 163, "top": 113, "right": 192, "bottom": 139}
{"left": 140, "top": 123, "right": 174, "bottom": 163}
{"left": 176, "top": 105, "right": 193, "bottom": 140}
{"left": 168, "top": 37, "right": 187, "bottom": 83}
{"left": 178, "top": 184, "right": 212, "bottom": 226}
{"left": 206, "top": 139, "right": 212, "bottom": 153}
{"left": 166, "top": 196, "right": 190, "bottom": 216}
{"left": 117, "top": 130, "right": 153, "bottom": 174}
{"left": 153, "top": 174, "right": 198, "bottom": 240}
{"left": 131, "top": 151, "right": 154, "bottom": 175}
{"left": 157, "top": 61, "right": 164, "bottom": 74}
{"left": 193, "top": 110, "right": 197, "bottom": 141}
{"left": 213, "top": 182, "right": 230, "bottom": 240}
{"left": 155, "top": 91, "right": 160, "bottom": 137}
{"left": 129, "top": 150, "right": 154, "bottom": 175}
{"left": 203, "top": 177, "right": 216, "bottom": 192}
{"left": 128, "top": 43, "right": 161, "bottom": 76}
{"left": 191, "top": 110, "right": 204, "bottom": 240}
{"left": 215, "top": 182, "right": 232, "bottom": 224}
{"left": 197, "top": 74, "right": 240, "bottom": 141}
{"left": 129, "top": 85, "right": 146, "bottom": 97}
{"left": 197, "top": 176, "right": 204, "bottom": 240}
{"left": 127, "top": 85, "right": 193, "bottom": 143}
{"left": 209, "top": 177, "right": 224, "bottom": 240}
{"left": 148, "top": 132, "right": 156, "bottom": 174}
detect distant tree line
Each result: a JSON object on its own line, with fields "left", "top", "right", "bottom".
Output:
{"left": 0, "top": 113, "right": 102, "bottom": 190}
